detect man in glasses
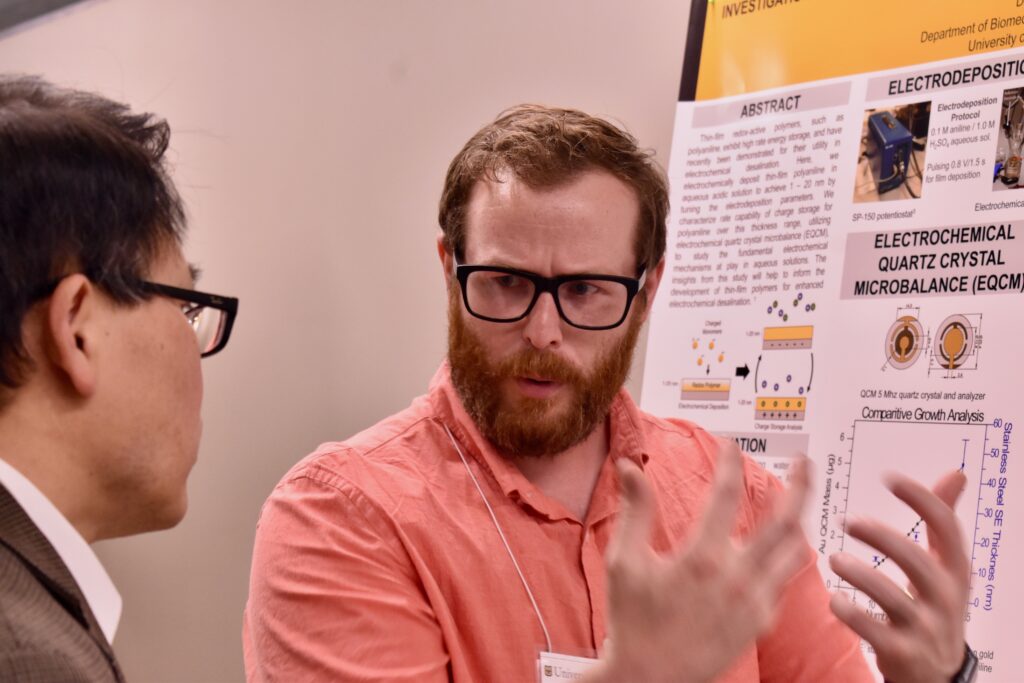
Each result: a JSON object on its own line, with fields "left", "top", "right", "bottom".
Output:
{"left": 245, "top": 106, "right": 974, "bottom": 682}
{"left": 0, "top": 76, "right": 237, "bottom": 681}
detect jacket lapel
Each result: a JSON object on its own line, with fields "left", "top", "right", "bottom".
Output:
{"left": 0, "top": 483, "right": 122, "bottom": 678}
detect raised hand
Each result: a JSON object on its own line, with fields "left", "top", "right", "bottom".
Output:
{"left": 829, "top": 470, "right": 970, "bottom": 683}
{"left": 585, "top": 441, "right": 812, "bottom": 683}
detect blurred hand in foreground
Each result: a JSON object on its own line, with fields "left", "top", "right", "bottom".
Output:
{"left": 585, "top": 442, "right": 812, "bottom": 683}
{"left": 829, "top": 470, "right": 969, "bottom": 683}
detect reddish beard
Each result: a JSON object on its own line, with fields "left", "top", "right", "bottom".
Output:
{"left": 447, "top": 292, "right": 643, "bottom": 459}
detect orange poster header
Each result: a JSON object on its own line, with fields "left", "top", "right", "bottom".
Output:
{"left": 694, "top": 0, "right": 1024, "bottom": 100}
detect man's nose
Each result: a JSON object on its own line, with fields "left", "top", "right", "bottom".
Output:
{"left": 522, "top": 292, "right": 563, "bottom": 349}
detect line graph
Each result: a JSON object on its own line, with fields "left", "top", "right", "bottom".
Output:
{"left": 819, "top": 417, "right": 1011, "bottom": 679}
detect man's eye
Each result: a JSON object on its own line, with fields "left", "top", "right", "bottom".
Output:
{"left": 181, "top": 304, "right": 203, "bottom": 324}
{"left": 566, "top": 281, "right": 599, "bottom": 297}
{"left": 494, "top": 274, "right": 525, "bottom": 289}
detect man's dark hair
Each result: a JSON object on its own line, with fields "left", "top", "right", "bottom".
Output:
{"left": 438, "top": 104, "right": 669, "bottom": 274}
{"left": 0, "top": 75, "right": 185, "bottom": 390}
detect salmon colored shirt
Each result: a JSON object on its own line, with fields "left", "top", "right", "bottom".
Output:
{"left": 243, "top": 364, "right": 872, "bottom": 682}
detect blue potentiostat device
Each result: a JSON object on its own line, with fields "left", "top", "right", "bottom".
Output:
{"left": 866, "top": 112, "right": 913, "bottom": 193}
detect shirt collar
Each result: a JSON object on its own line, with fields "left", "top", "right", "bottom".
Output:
{"left": 427, "top": 362, "right": 648, "bottom": 519}
{"left": 0, "top": 457, "right": 122, "bottom": 643}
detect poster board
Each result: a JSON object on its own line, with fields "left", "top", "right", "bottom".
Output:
{"left": 0, "top": 0, "right": 83, "bottom": 35}
{"left": 641, "top": 1, "right": 1022, "bottom": 677}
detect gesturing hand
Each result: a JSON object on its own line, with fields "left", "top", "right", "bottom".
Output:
{"left": 585, "top": 441, "right": 812, "bottom": 683}
{"left": 829, "top": 470, "right": 969, "bottom": 683}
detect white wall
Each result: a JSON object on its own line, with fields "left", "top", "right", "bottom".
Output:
{"left": 0, "top": 1, "right": 692, "bottom": 679}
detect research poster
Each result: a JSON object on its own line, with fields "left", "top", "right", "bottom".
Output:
{"left": 640, "top": 1, "right": 1023, "bottom": 677}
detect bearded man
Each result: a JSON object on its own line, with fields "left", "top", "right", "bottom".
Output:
{"left": 244, "top": 106, "right": 975, "bottom": 683}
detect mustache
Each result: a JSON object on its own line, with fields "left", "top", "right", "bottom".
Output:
{"left": 494, "top": 349, "right": 585, "bottom": 387}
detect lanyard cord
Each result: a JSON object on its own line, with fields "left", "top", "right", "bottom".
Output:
{"left": 441, "top": 422, "right": 554, "bottom": 653}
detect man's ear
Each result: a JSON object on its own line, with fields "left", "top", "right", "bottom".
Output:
{"left": 638, "top": 258, "right": 665, "bottom": 324}
{"left": 436, "top": 231, "right": 455, "bottom": 289}
{"left": 44, "top": 274, "right": 100, "bottom": 398}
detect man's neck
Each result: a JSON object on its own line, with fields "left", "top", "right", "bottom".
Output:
{"left": 511, "top": 421, "right": 610, "bottom": 522}
{"left": 0, "top": 402, "right": 101, "bottom": 543}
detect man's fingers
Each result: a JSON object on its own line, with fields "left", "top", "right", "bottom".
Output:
{"left": 609, "top": 459, "right": 655, "bottom": 562}
{"left": 931, "top": 469, "right": 966, "bottom": 509}
{"left": 746, "top": 524, "right": 810, "bottom": 604}
{"left": 776, "top": 455, "right": 812, "bottom": 522}
{"left": 921, "top": 470, "right": 968, "bottom": 575}
{"left": 829, "top": 551, "right": 916, "bottom": 625}
{"left": 690, "top": 439, "right": 745, "bottom": 551}
{"left": 732, "top": 457, "right": 813, "bottom": 609}
{"left": 885, "top": 472, "right": 968, "bottom": 579}
{"left": 830, "top": 591, "right": 893, "bottom": 650}
{"left": 745, "top": 456, "right": 811, "bottom": 566}
{"left": 844, "top": 517, "right": 944, "bottom": 602}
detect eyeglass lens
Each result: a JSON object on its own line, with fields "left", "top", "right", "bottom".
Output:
{"left": 186, "top": 305, "right": 227, "bottom": 354}
{"left": 464, "top": 271, "right": 630, "bottom": 327}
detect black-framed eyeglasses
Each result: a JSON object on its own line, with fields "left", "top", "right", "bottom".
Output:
{"left": 139, "top": 282, "right": 238, "bottom": 358}
{"left": 454, "top": 261, "right": 646, "bottom": 331}
{"left": 31, "top": 278, "right": 238, "bottom": 358}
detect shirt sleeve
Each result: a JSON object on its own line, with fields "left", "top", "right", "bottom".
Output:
{"left": 749, "top": 469, "right": 876, "bottom": 683}
{"left": 243, "top": 466, "right": 450, "bottom": 683}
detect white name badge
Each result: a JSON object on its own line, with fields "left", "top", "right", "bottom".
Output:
{"left": 538, "top": 652, "right": 599, "bottom": 681}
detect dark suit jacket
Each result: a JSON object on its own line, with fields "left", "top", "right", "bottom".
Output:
{"left": 0, "top": 484, "right": 123, "bottom": 682}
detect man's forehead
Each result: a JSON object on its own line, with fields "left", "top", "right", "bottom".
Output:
{"left": 462, "top": 171, "right": 639, "bottom": 273}
{"left": 467, "top": 167, "right": 639, "bottom": 216}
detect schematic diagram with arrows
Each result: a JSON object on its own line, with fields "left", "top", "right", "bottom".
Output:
{"left": 680, "top": 333, "right": 732, "bottom": 402}
{"left": 754, "top": 295, "right": 817, "bottom": 422}
{"left": 662, "top": 295, "right": 820, "bottom": 427}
